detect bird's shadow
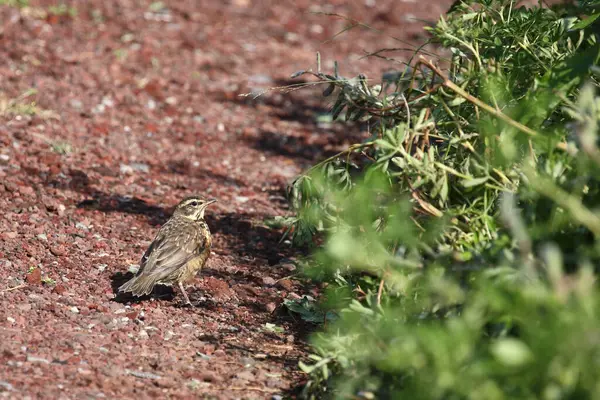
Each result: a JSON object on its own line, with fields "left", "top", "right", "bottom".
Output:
{"left": 109, "top": 271, "right": 176, "bottom": 304}
{"left": 109, "top": 271, "right": 219, "bottom": 308}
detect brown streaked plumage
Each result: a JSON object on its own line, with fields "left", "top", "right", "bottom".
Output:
{"left": 118, "top": 196, "right": 216, "bottom": 305}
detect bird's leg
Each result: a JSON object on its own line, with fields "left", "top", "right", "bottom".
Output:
{"left": 178, "top": 282, "right": 193, "bottom": 306}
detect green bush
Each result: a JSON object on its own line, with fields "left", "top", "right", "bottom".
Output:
{"left": 281, "top": 0, "right": 600, "bottom": 398}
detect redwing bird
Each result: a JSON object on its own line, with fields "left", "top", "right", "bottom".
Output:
{"left": 118, "top": 196, "right": 216, "bottom": 305}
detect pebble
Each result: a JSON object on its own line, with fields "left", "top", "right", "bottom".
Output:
{"left": 240, "top": 357, "right": 255, "bottom": 367}
{"left": 26, "top": 268, "right": 42, "bottom": 285}
{"left": 262, "top": 276, "right": 276, "bottom": 286}
{"left": 125, "top": 369, "right": 162, "bottom": 380}
{"left": 129, "top": 162, "right": 150, "bottom": 173}
{"left": 27, "top": 355, "right": 50, "bottom": 364}
{"left": 265, "top": 302, "right": 277, "bottom": 313}
{"left": 75, "top": 222, "right": 89, "bottom": 231}
{"left": 277, "top": 279, "right": 294, "bottom": 291}
{"left": 19, "top": 186, "right": 34, "bottom": 196}
{"left": 195, "top": 351, "right": 211, "bottom": 361}
{"left": 69, "top": 99, "right": 83, "bottom": 110}
{"left": 164, "top": 331, "right": 174, "bottom": 341}
{"left": 279, "top": 263, "right": 296, "bottom": 272}
{"left": 53, "top": 284, "right": 67, "bottom": 295}
{"left": 70, "top": 306, "right": 80, "bottom": 314}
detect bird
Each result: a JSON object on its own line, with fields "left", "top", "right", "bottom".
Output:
{"left": 118, "top": 195, "right": 216, "bottom": 305}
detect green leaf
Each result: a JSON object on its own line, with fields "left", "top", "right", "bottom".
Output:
{"left": 490, "top": 339, "right": 533, "bottom": 367}
{"left": 461, "top": 176, "right": 488, "bottom": 188}
{"left": 571, "top": 13, "right": 600, "bottom": 30}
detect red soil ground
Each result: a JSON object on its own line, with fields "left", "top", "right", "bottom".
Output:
{"left": 0, "top": 0, "right": 450, "bottom": 398}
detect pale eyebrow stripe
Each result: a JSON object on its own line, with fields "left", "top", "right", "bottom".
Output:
{"left": 180, "top": 198, "right": 202, "bottom": 206}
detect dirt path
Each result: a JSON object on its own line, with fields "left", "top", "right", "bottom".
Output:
{"left": 0, "top": 1, "right": 450, "bottom": 398}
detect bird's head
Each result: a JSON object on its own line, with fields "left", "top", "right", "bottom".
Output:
{"left": 173, "top": 196, "right": 217, "bottom": 221}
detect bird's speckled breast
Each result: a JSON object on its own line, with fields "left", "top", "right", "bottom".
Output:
{"left": 181, "top": 220, "right": 212, "bottom": 283}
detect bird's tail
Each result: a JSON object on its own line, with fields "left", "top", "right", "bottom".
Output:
{"left": 118, "top": 275, "right": 156, "bottom": 297}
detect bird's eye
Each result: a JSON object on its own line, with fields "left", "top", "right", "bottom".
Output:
{"left": 190, "top": 201, "right": 199, "bottom": 207}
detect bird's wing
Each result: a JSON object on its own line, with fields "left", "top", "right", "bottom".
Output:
{"left": 136, "top": 221, "right": 205, "bottom": 281}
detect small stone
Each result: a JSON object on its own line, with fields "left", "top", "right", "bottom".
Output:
{"left": 6, "top": 317, "right": 15, "bottom": 324}
{"left": 265, "top": 302, "right": 277, "bottom": 313}
{"left": 69, "top": 99, "right": 83, "bottom": 110}
{"left": 26, "top": 268, "right": 42, "bottom": 285}
{"left": 287, "top": 292, "right": 302, "bottom": 300}
{"left": 277, "top": 279, "right": 294, "bottom": 291}
{"left": 129, "top": 162, "right": 150, "bottom": 173}
{"left": 195, "top": 352, "right": 211, "bottom": 360}
{"left": 53, "top": 284, "right": 67, "bottom": 295}
{"left": 138, "top": 330, "right": 149, "bottom": 340}
{"left": 240, "top": 357, "right": 256, "bottom": 367}
{"left": 262, "top": 277, "right": 276, "bottom": 286}
{"left": 3, "top": 232, "right": 18, "bottom": 240}
{"left": 75, "top": 222, "right": 89, "bottom": 231}
{"left": 126, "top": 311, "right": 139, "bottom": 320}
{"left": 36, "top": 233, "right": 48, "bottom": 241}
{"left": 280, "top": 263, "right": 296, "bottom": 272}
{"left": 70, "top": 306, "right": 80, "bottom": 314}
{"left": 19, "top": 186, "right": 34, "bottom": 196}
{"left": 119, "top": 164, "right": 134, "bottom": 175}
{"left": 27, "top": 355, "right": 50, "bottom": 364}
{"left": 125, "top": 369, "right": 162, "bottom": 380}
{"left": 50, "top": 245, "right": 66, "bottom": 256}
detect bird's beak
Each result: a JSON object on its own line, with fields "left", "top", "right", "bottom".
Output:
{"left": 207, "top": 199, "right": 217, "bottom": 205}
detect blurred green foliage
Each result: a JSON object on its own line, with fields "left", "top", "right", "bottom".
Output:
{"left": 281, "top": 0, "right": 600, "bottom": 398}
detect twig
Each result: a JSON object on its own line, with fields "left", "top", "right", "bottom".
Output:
{"left": 417, "top": 56, "right": 570, "bottom": 153}
{"left": 2, "top": 283, "right": 27, "bottom": 292}
{"left": 376, "top": 276, "right": 385, "bottom": 306}
{"left": 227, "top": 386, "right": 280, "bottom": 393}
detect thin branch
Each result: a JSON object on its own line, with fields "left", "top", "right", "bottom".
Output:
{"left": 417, "top": 56, "right": 571, "bottom": 153}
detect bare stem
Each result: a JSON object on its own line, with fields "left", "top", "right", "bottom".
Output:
{"left": 417, "top": 56, "right": 570, "bottom": 153}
